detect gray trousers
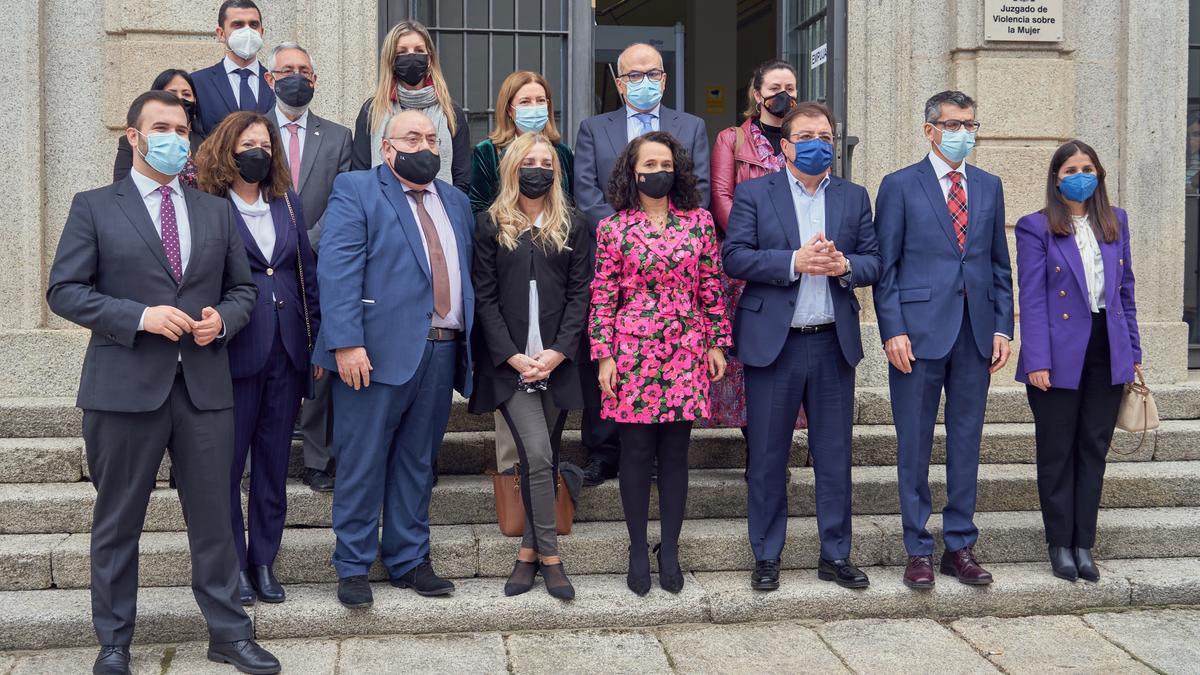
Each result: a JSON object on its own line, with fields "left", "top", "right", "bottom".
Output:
{"left": 297, "top": 366, "right": 333, "bottom": 472}
{"left": 494, "top": 412, "right": 518, "bottom": 472}
{"left": 498, "top": 391, "right": 567, "bottom": 557}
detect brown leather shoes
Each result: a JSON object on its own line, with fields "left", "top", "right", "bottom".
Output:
{"left": 903, "top": 555, "right": 935, "bottom": 589}
{"left": 940, "top": 546, "right": 994, "bottom": 585}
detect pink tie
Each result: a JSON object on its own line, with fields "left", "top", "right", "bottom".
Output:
{"left": 158, "top": 185, "right": 182, "bottom": 281}
{"left": 284, "top": 123, "right": 301, "bottom": 191}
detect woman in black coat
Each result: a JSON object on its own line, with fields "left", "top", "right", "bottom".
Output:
{"left": 113, "top": 69, "right": 204, "bottom": 186}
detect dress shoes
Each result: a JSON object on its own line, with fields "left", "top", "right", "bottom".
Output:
{"left": 251, "top": 565, "right": 285, "bottom": 602}
{"left": 302, "top": 468, "right": 335, "bottom": 492}
{"left": 206, "top": 639, "right": 281, "bottom": 674}
{"left": 582, "top": 458, "right": 618, "bottom": 487}
{"left": 903, "top": 555, "right": 935, "bottom": 589}
{"left": 93, "top": 645, "right": 131, "bottom": 675}
{"left": 504, "top": 560, "right": 538, "bottom": 597}
{"left": 1074, "top": 547, "right": 1100, "bottom": 582}
{"left": 655, "top": 543, "right": 685, "bottom": 593}
{"left": 540, "top": 562, "right": 576, "bottom": 600}
{"left": 751, "top": 559, "right": 781, "bottom": 591}
{"left": 237, "top": 570, "right": 257, "bottom": 606}
{"left": 1048, "top": 545, "right": 1078, "bottom": 582}
{"left": 337, "top": 575, "right": 373, "bottom": 608}
{"left": 627, "top": 545, "right": 651, "bottom": 596}
{"left": 391, "top": 561, "right": 455, "bottom": 596}
{"left": 940, "top": 546, "right": 994, "bottom": 585}
{"left": 817, "top": 558, "right": 870, "bottom": 588}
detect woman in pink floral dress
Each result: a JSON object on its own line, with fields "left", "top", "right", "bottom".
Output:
{"left": 590, "top": 131, "right": 731, "bottom": 596}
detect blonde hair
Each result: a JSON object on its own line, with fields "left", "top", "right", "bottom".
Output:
{"left": 369, "top": 21, "right": 457, "bottom": 136}
{"left": 488, "top": 133, "right": 571, "bottom": 252}
{"left": 488, "top": 71, "right": 561, "bottom": 148}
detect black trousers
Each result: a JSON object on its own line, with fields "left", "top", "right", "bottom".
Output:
{"left": 1026, "top": 311, "right": 1124, "bottom": 548}
{"left": 581, "top": 356, "right": 621, "bottom": 466}
{"left": 84, "top": 372, "right": 252, "bottom": 646}
{"left": 617, "top": 421, "right": 692, "bottom": 560}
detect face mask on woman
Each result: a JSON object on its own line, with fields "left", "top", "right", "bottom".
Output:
{"left": 762, "top": 91, "right": 794, "bottom": 118}
{"left": 518, "top": 167, "right": 555, "bottom": 198}
{"left": 1059, "top": 172, "right": 1099, "bottom": 203}
{"left": 234, "top": 147, "right": 272, "bottom": 184}
{"left": 513, "top": 104, "right": 549, "bottom": 133}
{"left": 393, "top": 53, "right": 430, "bottom": 87}
{"left": 636, "top": 170, "right": 674, "bottom": 199}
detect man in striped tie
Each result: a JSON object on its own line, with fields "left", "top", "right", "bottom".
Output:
{"left": 872, "top": 90, "right": 1015, "bottom": 591}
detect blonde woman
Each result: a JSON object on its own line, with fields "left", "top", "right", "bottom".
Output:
{"left": 351, "top": 20, "right": 470, "bottom": 192}
{"left": 469, "top": 133, "right": 591, "bottom": 600}
{"left": 469, "top": 70, "right": 573, "bottom": 213}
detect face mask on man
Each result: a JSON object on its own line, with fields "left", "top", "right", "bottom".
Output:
{"left": 790, "top": 138, "right": 833, "bottom": 175}
{"left": 1059, "top": 172, "right": 1099, "bottom": 203}
{"left": 624, "top": 77, "right": 663, "bottom": 111}
{"left": 390, "top": 146, "right": 440, "bottom": 184}
{"left": 393, "top": 53, "right": 430, "bottom": 87}
{"left": 513, "top": 105, "right": 549, "bottom": 133}
{"left": 226, "top": 26, "right": 264, "bottom": 60}
{"left": 937, "top": 128, "right": 976, "bottom": 164}
{"left": 274, "top": 74, "right": 315, "bottom": 109}
{"left": 135, "top": 130, "right": 190, "bottom": 176}
{"left": 518, "top": 167, "right": 555, "bottom": 198}
{"left": 636, "top": 170, "right": 674, "bottom": 199}
{"left": 234, "top": 147, "right": 272, "bottom": 184}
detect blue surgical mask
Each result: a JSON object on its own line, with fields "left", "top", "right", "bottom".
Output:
{"left": 1059, "top": 172, "right": 1099, "bottom": 203}
{"left": 937, "top": 128, "right": 976, "bottom": 164}
{"left": 791, "top": 138, "right": 833, "bottom": 175}
{"left": 513, "top": 104, "right": 549, "bottom": 133}
{"left": 135, "top": 130, "right": 190, "bottom": 176}
{"left": 624, "top": 78, "right": 663, "bottom": 111}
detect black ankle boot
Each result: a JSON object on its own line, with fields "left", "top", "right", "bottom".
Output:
{"left": 1074, "top": 547, "right": 1100, "bottom": 582}
{"left": 504, "top": 560, "right": 539, "bottom": 597}
{"left": 627, "top": 545, "right": 651, "bottom": 596}
{"left": 540, "top": 562, "right": 575, "bottom": 601}
{"left": 1048, "top": 545, "right": 1078, "bottom": 582}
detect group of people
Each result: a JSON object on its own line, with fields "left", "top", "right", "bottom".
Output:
{"left": 45, "top": 2, "right": 1144, "bottom": 674}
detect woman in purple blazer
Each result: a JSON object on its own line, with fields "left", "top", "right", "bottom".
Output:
{"left": 1015, "top": 139, "right": 1141, "bottom": 584}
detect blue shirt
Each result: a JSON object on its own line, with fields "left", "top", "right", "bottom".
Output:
{"left": 786, "top": 173, "right": 835, "bottom": 326}
{"left": 625, "top": 104, "right": 661, "bottom": 141}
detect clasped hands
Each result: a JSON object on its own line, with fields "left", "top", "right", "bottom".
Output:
{"left": 794, "top": 233, "right": 849, "bottom": 277}
{"left": 143, "top": 305, "right": 222, "bottom": 346}
{"left": 508, "top": 349, "right": 567, "bottom": 384}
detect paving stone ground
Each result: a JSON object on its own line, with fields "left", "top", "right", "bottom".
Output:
{"left": 2, "top": 608, "right": 1195, "bottom": 674}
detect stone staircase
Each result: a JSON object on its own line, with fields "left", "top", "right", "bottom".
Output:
{"left": 3, "top": 386, "right": 1200, "bottom": 651}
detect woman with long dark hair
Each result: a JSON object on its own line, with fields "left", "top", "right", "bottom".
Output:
{"left": 113, "top": 69, "right": 203, "bottom": 186}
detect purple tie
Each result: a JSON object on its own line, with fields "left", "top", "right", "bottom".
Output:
{"left": 158, "top": 185, "right": 183, "bottom": 281}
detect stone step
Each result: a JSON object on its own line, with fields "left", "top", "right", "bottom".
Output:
{"left": 4, "top": 557, "right": 1198, "bottom": 651}
{"left": 3, "top": 461, "right": 1199, "bottom": 535}
{"left": 5, "top": 382, "right": 1200, "bottom": 438}
{"left": 3, "top": 507, "right": 1198, "bottom": 592}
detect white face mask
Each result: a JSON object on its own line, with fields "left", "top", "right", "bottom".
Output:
{"left": 226, "top": 26, "right": 264, "bottom": 60}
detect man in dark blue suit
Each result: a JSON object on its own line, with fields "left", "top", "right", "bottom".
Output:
{"left": 314, "top": 110, "right": 474, "bottom": 608}
{"left": 724, "top": 103, "right": 881, "bottom": 592}
{"left": 872, "top": 91, "right": 1014, "bottom": 589}
{"left": 191, "top": 1, "right": 276, "bottom": 138}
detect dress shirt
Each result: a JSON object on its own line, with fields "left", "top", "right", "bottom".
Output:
{"left": 229, "top": 190, "right": 275, "bottom": 260}
{"left": 625, "top": 104, "right": 661, "bottom": 141}
{"left": 1071, "top": 214, "right": 1107, "bottom": 312}
{"left": 274, "top": 106, "right": 309, "bottom": 168}
{"left": 525, "top": 213, "right": 544, "bottom": 356}
{"left": 224, "top": 55, "right": 261, "bottom": 108}
{"left": 785, "top": 173, "right": 836, "bottom": 326}
{"left": 403, "top": 181, "right": 464, "bottom": 330}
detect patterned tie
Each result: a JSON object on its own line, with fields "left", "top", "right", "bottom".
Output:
{"left": 634, "top": 112, "right": 655, "bottom": 136}
{"left": 158, "top": 185, "right": 183, "bottom": 281}
{"left": 284, "top": 123, "right": 302, "bottom": 191}
{"left": 947, "top": 171, "right": 968, "bottom": 250}
{"left": 236, "top": 68, "right": 257, "bottom": 111}
{"left": 406, "top": 189, "right": 452, "bottom": 318}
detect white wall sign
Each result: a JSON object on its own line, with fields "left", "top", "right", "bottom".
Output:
{"left": 810, "top": 43, "right": 827, "bottom": 70}
{"left": 984, "top": 0, "right": 1063, "bottom": 42}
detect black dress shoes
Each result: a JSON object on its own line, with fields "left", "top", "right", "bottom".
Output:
{"left": 504, "top": 560, "right": 538, "bottom": 597}
{"left": 1074, "top": 547, "right": 1100, "bottom": 582}
{"left": 207, "top": 639, "right": 281, "bottom": 674}
{"left": 337, "top": 575, "right": 373, "bottom": 608}
{"left": 817, "top": 558, "right": 870, "bottom": 588}
{"left": 1049, "top": 545, "right": 1078, "bottom": 582}
{"left": 237, "top": 570, "right": 256, "bottom": 606}
{"left": 751, "top": 559, "right": 781, "bottom": 591}
{"left": 93, "top": 645, "right": 131, "bottom": 675}
{"left": 251, "top": 565, "right": 285, "bottom": 603}
{"left": 540, "top": 562, "right": 576, "bottom": 600}
{"left": 582, "top": 458, "right": 618, "bottom": 487}
{"left": 627, "top": 545, "right": 651, "bottom": 596}
{"left": 302, "top": 468, "right": 335, "bottom": 492}
{"left": 391, "top": 561, "right": 455, "bottom": 596}
{"left": 655, "top": 543, "right": 685, "bottom": 593}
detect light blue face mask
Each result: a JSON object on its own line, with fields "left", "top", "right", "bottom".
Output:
{"left": 624, "top": 77, "right": 663, "bottom": 111}
{"left": 513, "top": 104, "right": 549, "bottom": 133}
{"left": 136, "top": 130, "right": 190, "bottom": 176}
{"left": 937, "top": 128, "right": 976, "bottom": 164}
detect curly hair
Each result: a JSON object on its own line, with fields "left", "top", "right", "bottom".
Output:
{"left": 194, "top": 111, "right": 292, "bottom": 201}
{"left": 605, "top": 131, "right": 700, "bottom": 212}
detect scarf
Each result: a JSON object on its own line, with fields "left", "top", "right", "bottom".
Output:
{"left": 370, "top": 85, "right": 455, "bottom": 186}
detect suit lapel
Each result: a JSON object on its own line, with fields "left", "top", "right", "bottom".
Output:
{"left": 268, "top": 197, "right": 291, "bottom": 266}
{"left": 916, "top": 160, "right": 962, "bottom": 254}
{"left": 231, "top": 204, "right": 269, "bottom": 267}
{"left": 179, "top": 187, "right": 203, "bottom": 285}
{"left": 658, "top": 106, "right": 679, "bottom": 138}
{"left": 768, "top": 173, "right": 802, "bottom": 250}
{"left": 1052, "top": 232, "right": 1090, "bottom": 300}
{"left": 824, "top": 177, "right": 843, "bottom": 243}
{"left": 1100, "top": 231, "right": 1120, "bottom": 307}
{"left": 114, "top": 178, "right": 178, "bottom": 282}
{"left": 297, "top": 114, "right": 323, "bottom": 193}
{"left": 603, "top": 110, "right": 628, "bottom": 157}
{"left": 378, "top": 167, "right": 432, "bottom": 281}
{"left": 208, "top": 63, "right": 239, "bottom": 119}
{"left": 962, "top": 165, "right": 984, "bottom": 252}
{"left": 255, "top": 63, "right": 273, "bottom": 113}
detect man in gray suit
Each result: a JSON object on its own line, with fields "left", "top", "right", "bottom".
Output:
{"left": 263, "top": 41, "right": 353, "bottom": 492}
{"left": 572, "top": 41, "right": 712, "bottom": 485}
{"left": 47, "top": 90, "right": 278, "bottom": 675}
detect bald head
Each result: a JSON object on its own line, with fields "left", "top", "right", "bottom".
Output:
{"left": 386, "top": 109, "right": 435, "bottom": 138}
{"left": 617, "top": 43, "right": 663, "bottom": 75}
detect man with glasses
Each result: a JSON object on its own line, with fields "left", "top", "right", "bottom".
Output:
{"left": 314, "top": 110, "right": 475, "bottom": 607}
{"left": 263, "top": 41, "right": 353, "bottom": 493}
{"left": 873, "top": 90, "right": 1014, "bottom": 590}
{"left": 573, "top": 42, "right": 711, "bottom": 486}
{"left": 723, "top": 102, "right": 881, "bottom": 591}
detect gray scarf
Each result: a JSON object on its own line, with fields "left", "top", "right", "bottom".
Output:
{"left": 370, "top": 85, "right": 455, "bottom": 186}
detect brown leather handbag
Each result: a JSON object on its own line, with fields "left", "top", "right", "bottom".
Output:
{"left": 492, "top": 463, "right": 575, "bottom": 536}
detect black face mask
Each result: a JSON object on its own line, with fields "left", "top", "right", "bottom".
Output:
{"left": 274, "top": 74, "right": 315, "bottom": 109}
{"left": 518, "top": 167, "right": 555, "bottom": 199}
{"left": 392, "top": 53, "right": 430, "bottom": 87}
{"left": 391, "top": 148, "right": 440, "bottom": 185}
{"left": 179, "top": 98, "right": 197, "bottom": 121}
{"left": 636, "top": 171, "right": 674, "bottom": 199}
{"left": 234, "top": 148, "right": 272, "bottom": 184}
{"left": 763, "top": 91, "right": 795, "bottom": 118}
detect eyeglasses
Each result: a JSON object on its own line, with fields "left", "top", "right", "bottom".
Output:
{"left": 386, "top": 133, "right": 439, "bottom": 151}
{"left": 618, "top": 69, "right": 665, "bottom": 83}
{"left": 789, "top": 132, "right": 835, "bottom": 144}
{"left": 931, "top": 120, "right": 982, "bottom": 132}
{"left": 271, "top": 67, "right": 314, "bottom": 79}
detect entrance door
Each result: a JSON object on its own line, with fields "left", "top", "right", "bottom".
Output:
{"left": 780, "top": 0, "right": 854, "bottom": 177}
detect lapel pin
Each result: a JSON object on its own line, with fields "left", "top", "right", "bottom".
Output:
{"left": 314, "top": 131, "right": 320, "bottom": 136}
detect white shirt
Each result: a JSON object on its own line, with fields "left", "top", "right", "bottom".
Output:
{"left": 525, "top": 214, "right": 545, "bottom": 356}
{"left": 274, "top": 106, "right": 309, "bottom": 167}
{"left": 224, "top": 55, "right": 262, "bottom": 108}
{"left": 229, "top": 190, "right": 276, "bottom": 260}
{"left": 626, "top": 104, "right": 661, "bottom": 141}
{"left": 1071, "top": 214, "right": 1107, "bottom": 312}
{"left": 785, "top": 174, "right": 836, "bottom": 326}
{"left": 403, "top": 182, "right": 464, "bottom": 330}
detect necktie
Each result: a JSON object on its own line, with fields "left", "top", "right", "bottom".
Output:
{"left": 947, "top": 171, "right": 968, "bottom": 250}
{"left": 406, "top": 189, "right": 452, "bottom": 319}
{"left": 634, "top": 112, "right": 655, "bottom": 136}
{"left": 284, "top": 123, "right": 301, "bottom": 191}
{"left": 236, "top": 68, "right": 257, "bottom": 111}
{"left": 158, "top": 185, "right": 183, "bottom": 281}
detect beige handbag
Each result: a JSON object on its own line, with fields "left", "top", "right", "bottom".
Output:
{"left": 1112, "top": 370, "right": 1159, "bottom": 455}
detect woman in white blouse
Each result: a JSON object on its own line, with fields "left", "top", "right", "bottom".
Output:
{"left": 195, "top": 111, "right": 322, "bottom": 606}
{"left": 1014, "top": 139, "right": 1141, "bottom": 584}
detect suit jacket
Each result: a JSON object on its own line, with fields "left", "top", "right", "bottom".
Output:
{"left": 722, "top": 172, "right": 882, "bottom": 368}
{"left": 46, "top": 177, "right": 257, "bottom": 413}
{"left": 573, "top": 106, "right": 711, "bottom": 231}
{"left": 872, "top": 158, "right": 1015, "bottom": 361}
{"left": 266, "top": 108, "right": 353, "bottom": 251}
{"left": 312, "top": 166, "right": 476, "bottom": 395}
{"left": 468, "top": 139, "right": 575, "bottom": 214}
{"left": 191, "top": 60, "right": 276, "bottom": 137}
{"left": 1015, "top": 209, "right": 1141, "bottom": 389}
{"left": 226, "top": 190, "right": 320, "bottom": 380}
{"left": 468, "top": 211, "right": 591, "bottom": 414}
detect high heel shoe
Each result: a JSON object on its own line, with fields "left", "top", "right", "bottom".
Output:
{"left": 1074, "top": 547, "right": 1100, "bottom": 582}
{"left": 504, "top": 560, "right": 539, "bottom": 597}
{"left": 1048, "top": 545, "right": 1078, "bottom": 582}
{"left": 540, "top": 562, "right": 576, "bottom": 601}
{"left": 627, "top": 545, "right": 651, "bottom": 596}
{"left": 654, "top": 543, "right": 684, "bottom": 593}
